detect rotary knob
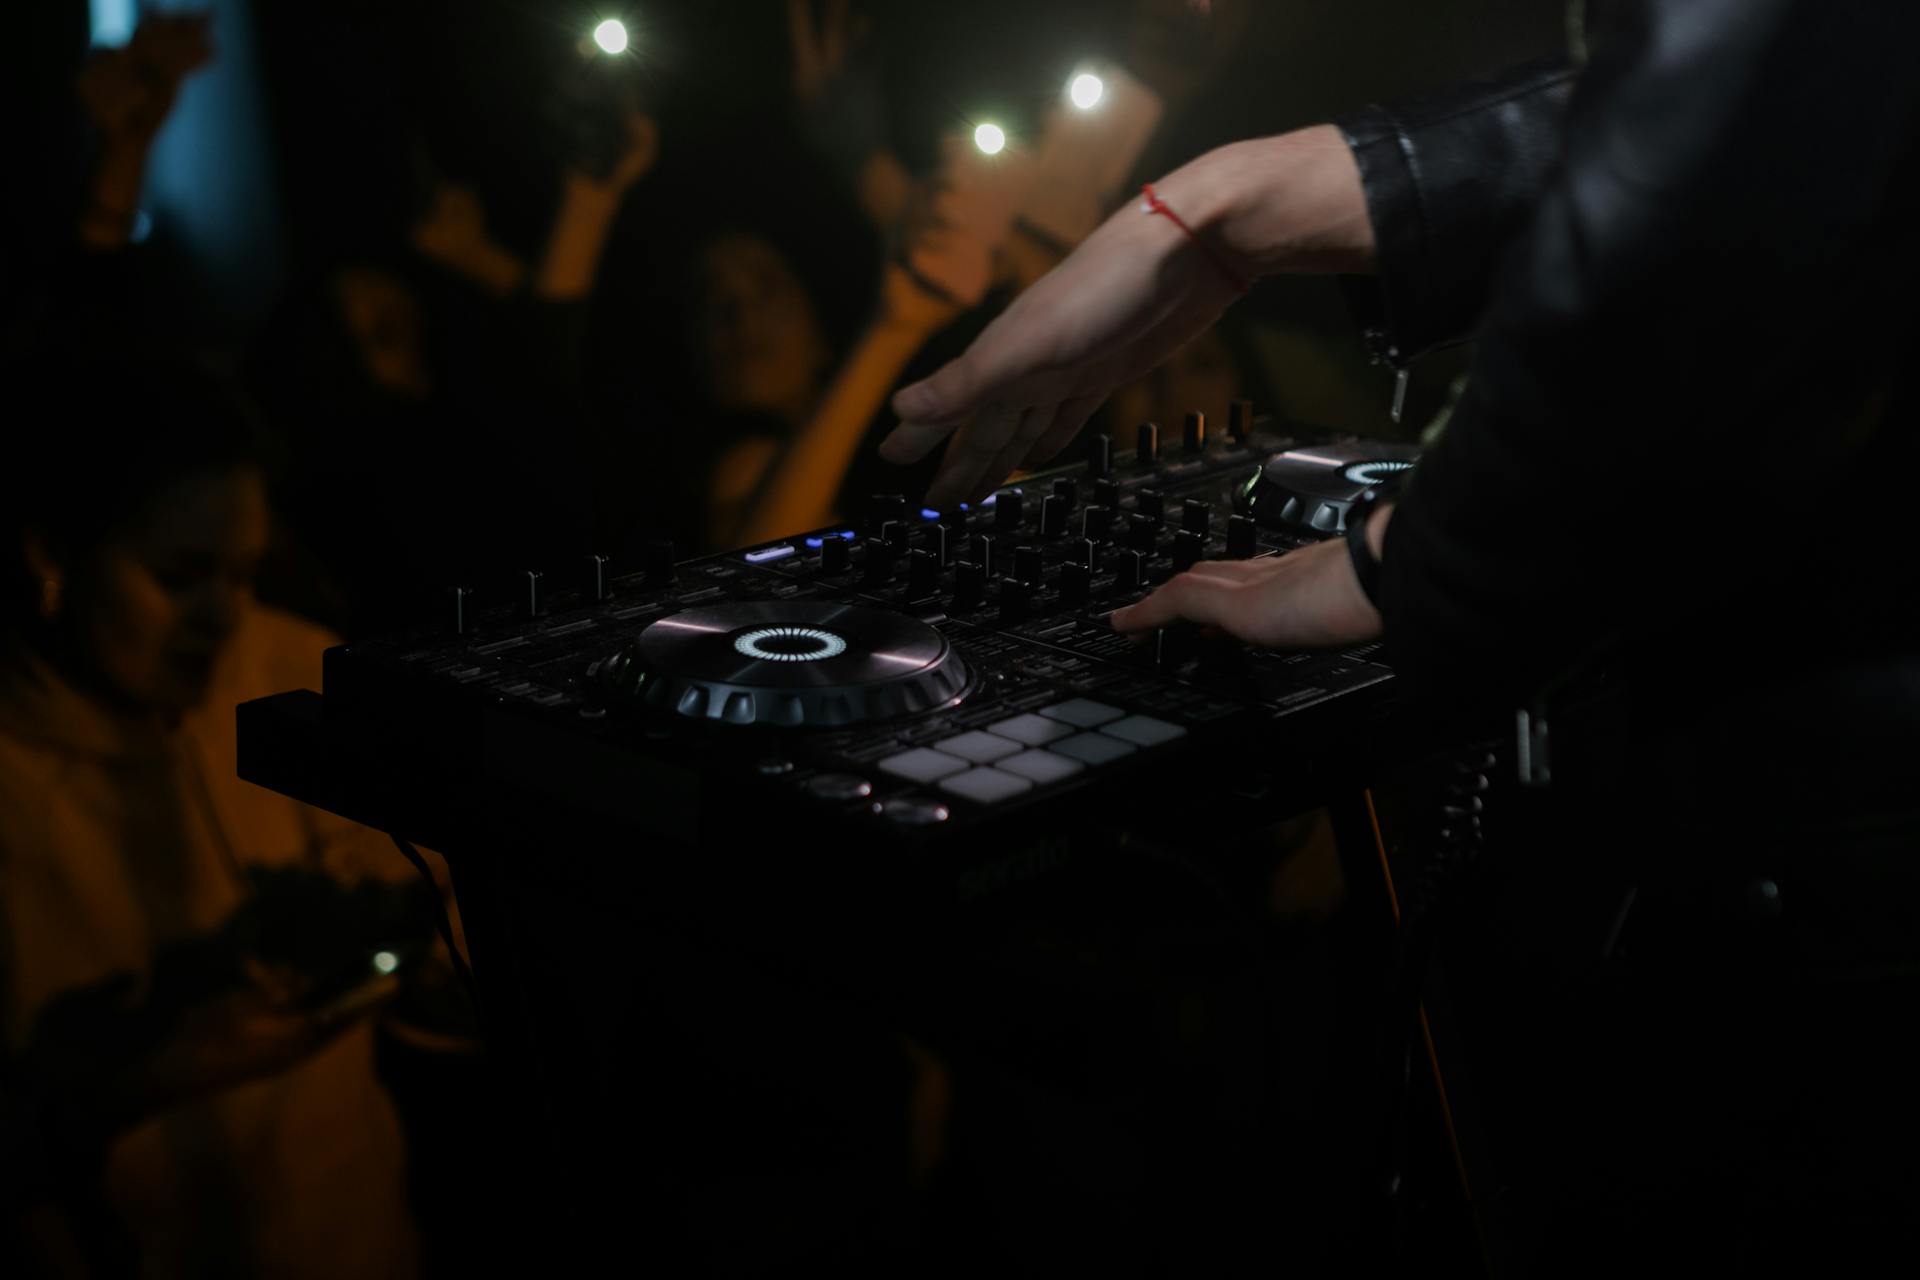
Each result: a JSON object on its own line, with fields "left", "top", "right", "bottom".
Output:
{"left": 820, "top": 536, "right": 852, "bottom": 574}
{"left": 1059, "top": 561, "right": 1090, "bottom": 606}
{"left": 1125, "top": 513, "right": 1158, "bottom": 553}
{"left": 995, "top": 489, "right": 1024, "bottom": 531}
{"left": 1136, "top": 489, "right": 1164, "bottom": 524}
{"left": 1228, "top": 398, "right": 1253, "bottom": 443}
{"left": 1182, "top": 499, "right": 1213, "bottom": 538}
{"left": 861, "top": 537, "right": 894, "bottom": 586}
{"left": 1171, "top": 529, "right": 1205, "bottom": 571}
{"left": 1115, "top": 550, "right": 1146, "bottom": 592}
{"left": 1040, "top": 494, "right": 1069, "bottom": 538}
{"left": 1135, "top": 421, "right": 1159, "bottom": 466}
{"left": 1086, "top": 433, "right": 1112, "bottom": 477}
{"left": 999, "top": 577, "right": 1031, "bottom": 623}
{"left": 907, "top": 548, "right": 940, "bottom": 598}
{"left": 1227, "top": 515, "right": 1257, "bottom": 559}
{"left": 1052, "top": 476, "right": 1078, "bottom": 510}
{"left": 585, "top": 553, "right": 612, "bottom": 602}
{"left": 521, "top": 569, "right": 546, "bottom": 620}
{"left": 1092, "top": 478, "right": 1120, "bottom": 509}
{"left": 1082, "top": 505, "right": 1113, "bottom": 543}
{"left": 1013, "top": 544, "right": 1044, "bottom": 585}
{"left": 1183, "top": 410, "right": 1207, "bottom": 455}
{"left": 951, "top": 561, "right": 985, "bottom": 612}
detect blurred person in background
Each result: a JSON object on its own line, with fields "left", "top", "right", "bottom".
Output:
{"left": 0, "top": 353, "right": 470, "bottom": 1278}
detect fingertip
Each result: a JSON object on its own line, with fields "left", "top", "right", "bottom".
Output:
{"left": 892, "top": 382, "right": 938, "bottom": 421}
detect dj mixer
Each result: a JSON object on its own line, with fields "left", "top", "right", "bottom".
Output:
{"left": 257, "top": 404, "right": 1421, "bottom": 863}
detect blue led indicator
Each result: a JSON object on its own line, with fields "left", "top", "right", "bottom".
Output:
{"left": 835, "top": 530, "right": 856, "bottom": 540}
{"left": 920, "top": 508, "right": 941, "bottom": 521}
{"left": 804, "top": 537, "right": 824, "bottom": 548}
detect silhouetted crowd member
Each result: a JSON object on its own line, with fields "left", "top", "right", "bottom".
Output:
{"left": 0, "top": 354, "right": 458, "bottom": 1276}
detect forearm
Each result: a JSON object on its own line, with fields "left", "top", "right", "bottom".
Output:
{"left": 77, "top": 141, "right": 149, "bottom": 250}
{"left": 534, "top": 174, "right": 624, "bottom": 301}
{"left": 739, "top": 319, "right": 933, "bottom": 545}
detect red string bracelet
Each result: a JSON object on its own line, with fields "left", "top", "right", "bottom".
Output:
{"left": 1141, "top": 183, "right": 1251, "bottom": 295}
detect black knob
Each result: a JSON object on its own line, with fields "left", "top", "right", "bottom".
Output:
{"left": 1136, "top": 489, "right": 1164, "bottom": 524}
{"left": 521, "top": 570, "right": 546, "bottom": 619}
{"left": 1228, "top": 399, "right": 1253, "bottom": 443}
{"left": 450, "top": 585, "right": 474, "bottom": 636}
{"left": 1227, "top": 515, "right": 1257, "bottom": 559}
{"left": 1052, "top": 476, "right": 1078, "bottom": 510}
{"left": 907, "top": 548, "right": 940, "bottom": 598}
{"left": 882, "top": 520, "right": 911, "bottom": 555}
{"left": 821, "top": 536, "right": 852, "bottom": 574}
{"left": 869, "top": 493, "right": 907, "bottom": 534}
{"left": 975, "top": 533, "right": 1000, "bottom": 578}
{"left": 1074, "top": 538, "right": 1100, "bottom": 572}
{"left": 1135, "top": 421, "right": 1160, "bottom": 466}
{"left": 1013, "top": 544, "right": 1044, "bottom": 585}
{"left": 1040, "top": 494, "right": 1069, "bottom": 538}
{"left": 1183, "top": 410, "right": 1207, "bottom": 455}
{"left": 862, "top": 537, "right": 894, "bottom": 585}
{"left": 1082, "top": 505, "right": 1113, "bottom": 543}
{"left": 951, "top": 560, "right": 985, "bottom": 612}
{"left": 1172, "top": 529, "right": 1205, "bottom": 571}
{"left": 643, "top": 537, "right": 676, "bottom": 584}
{"left": 1126, "top": 513, "right": 1158, "bottom": 553}
{"left": 1059, "top": 561, "right": 1090, "bottom": 606}
{"left": 1086, "top": 433, "right": 1112, "bottom": 477}
{"left": 1115, "top": 550, "right": 1146, "bottom": 592}
{"left": 999, "top": 577, "right": 1031, "bottom": 623}
{"left": 585, "top": 553, "right": 612, "bottom": 602}
{"left": 1092, "top": 478, "right": 1120, "bottom": 509}
{"left": 1182, "top": 498, "right": 1214, "bottom": 538}
{"left": 1154, "top": 628, "right": 1191, "bottom": 670}
{"left": 994, "top": 489, "right": 1024, "bottom": 531}
{"left": 930, "top": 522, "right": 955, "bottom": 566}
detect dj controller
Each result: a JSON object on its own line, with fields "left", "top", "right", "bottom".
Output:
{"left": 261, "top": 404, "right": 1422, "bottom": 869}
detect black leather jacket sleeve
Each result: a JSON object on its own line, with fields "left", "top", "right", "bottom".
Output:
{"left": 1336, "top": 57, "right": 1577, "bottom": 365}
{"left": 1375, "top": 0, "right": 1920, "bottom": 701}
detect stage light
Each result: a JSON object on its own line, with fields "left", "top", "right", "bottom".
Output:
{"left": 592, "top": 19, "right": 628, "bottom": 54}
{"left": 974, "top": 123, "right": 1007, "bottom": 155}
{"left": 1069, "top": 72, "right": 1105, "bottom": 110}
{"left": 372, "top": 950, "right": 400, "bottom": 975}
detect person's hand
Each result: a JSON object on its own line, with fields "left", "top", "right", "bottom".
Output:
{"left": 76, "top": 12, "right": 214, "bottom": 145}
{"left": 1109, "top": 518, "right": 1386, "bottom": 650}
{"left": 115, "top": 969, "right": 393, "bottom": 1122}
{"left": 881, "top": 127, "right": 1373, "bottom": 509}
{"left": 787, "top": 0, "right": 862, "bottom": 107}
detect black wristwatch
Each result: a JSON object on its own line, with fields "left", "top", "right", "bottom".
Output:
{"left": 1344, "top": 488, "right": 1391, "bottom": 608}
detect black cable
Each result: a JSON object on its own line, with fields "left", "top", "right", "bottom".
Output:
{"left": 390, "top": 834, "right": 478, "bottom": 1008}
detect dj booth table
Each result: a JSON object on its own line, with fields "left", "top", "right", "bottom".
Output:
{"left": 238, "top": 424, "right": 1481, "bottom": 1271}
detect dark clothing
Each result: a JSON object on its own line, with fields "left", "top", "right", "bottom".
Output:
{"left": 1336, "top": 1, "right": 1920, "bottom": 1267}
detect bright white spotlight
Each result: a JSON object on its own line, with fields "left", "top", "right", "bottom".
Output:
{"left": 592, "top": 19, "right": 629, "bottom": 55}
{"left": 1069, "top": 72, "right": 1105, "bottom": 110}
{"left": 973, "top": 123, "right": 1007, "bottom": 155}
{"left": 372, "top": 950, "right": 400, "bottom": 975}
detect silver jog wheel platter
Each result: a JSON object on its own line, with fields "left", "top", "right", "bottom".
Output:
{"left": 599, "top": 601, "right": 970, "bottom": 728}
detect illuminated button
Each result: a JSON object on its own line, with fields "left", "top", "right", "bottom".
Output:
{"left": 935, "top": 731, "right": 1023, "bottom": 763}
{"left": 878, "top": 748, "right": 970, "bottom": 783}
{"left": 939, "top": 767, "right": 1032, "bottom": 805}
{"left": 1038, "top": 698, "right": 1125, "bottom": 728}
{"left": 743, "top": 544, "right": 796, "bottom": 563}
{"left": 1050, "top": 733, "right": 1136, "bottom": 766}
{"left": 987, "top": 713, "right": 1075, "bottom": 746}
{"left": 1101, "top": 715, "right": 1186, "bottom": 747}
{"left": 997, "top": 749, "right": 1084, "bottom": 784}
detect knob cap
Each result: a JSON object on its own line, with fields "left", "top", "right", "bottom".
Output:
{"left": 1013, "top": 544, "right": 1044, "bottom": 585}
{"left": 1135, "top": 421, "right": 1159, "bottom": 466}
{"left": 449, "top": 585, "right": 474, "bottom": 636}
{"left": 585, "top": 553, "right": 612, "bottom": 602}
{"left": 994, "top": 489, "right": 1024, "bottom": 531}
{"left": 907, "top": 548, "right": 939, "bottom": 598}
{"left": 821, "top": 536, "right": 852, "bottom": 574}
{"left": 1183, "top": 410, "right": 1207, "bottom": 455}
{"left": 1092, "top": 478, "right": 1120, "bottom": 509}
{"left": 1059, "top": 561, "right": 1090, "bottom": 606}
{"left": 861, "top": 537, "right": 894, "bottom": 585}
{"left": 975, "top": 532, "right": 1000, "bottom": 578}
{"left": 1086, "top": 433, "right": 1112, "bottom": 477}
{"left": 1227, "top": 515, "right": 1257, "bottom": 559}
{"left": 1115, "top": 550, "right": 1146, "bottom": 592}
{"left": 1051, "top": 476, "right": 1078, "bottom": 510}
{"left": 1136, "top": 489, "right": 1164, "bottom": 524}
{"left": 1228, "top": 399, "right": 1253, "bottom": 443}
{"left": 869, "top": 492, "right": 907, "bottom": 534}
{"left": 931, "top": 522, "right": 955, "bottom": 566}
{"left": 999, "top": 577, "right": 1031, "bottom": 623}
{"left": 1182, "top": 498, "right": 1214, "bottom": 538}
{"left": 951, "top": 561, "right": 985, "bottom": 612}
{"left": 1040, "top": 494, "right": 1069, "bottom": 538}
{"left": 1172, "top": 529, "right": 1205, "bottom": 571}
{"left": 1082, "top": 505, "right": 1113, "bottom": 543}
{"left": 521, "top": 570, "right": 546, "bottom": 619}
{"left": 882, "top": 520, "right": 911, "bottom": 555}
{"left": 1126, "top": 513, "right": 1158, "bottom": 553}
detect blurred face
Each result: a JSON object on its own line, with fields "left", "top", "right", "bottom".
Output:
{"left": 51, "top": 465, "right": 270, "bottom": 717}
{"left": 695, "top": 234, "right": 831, "bottom": 424}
